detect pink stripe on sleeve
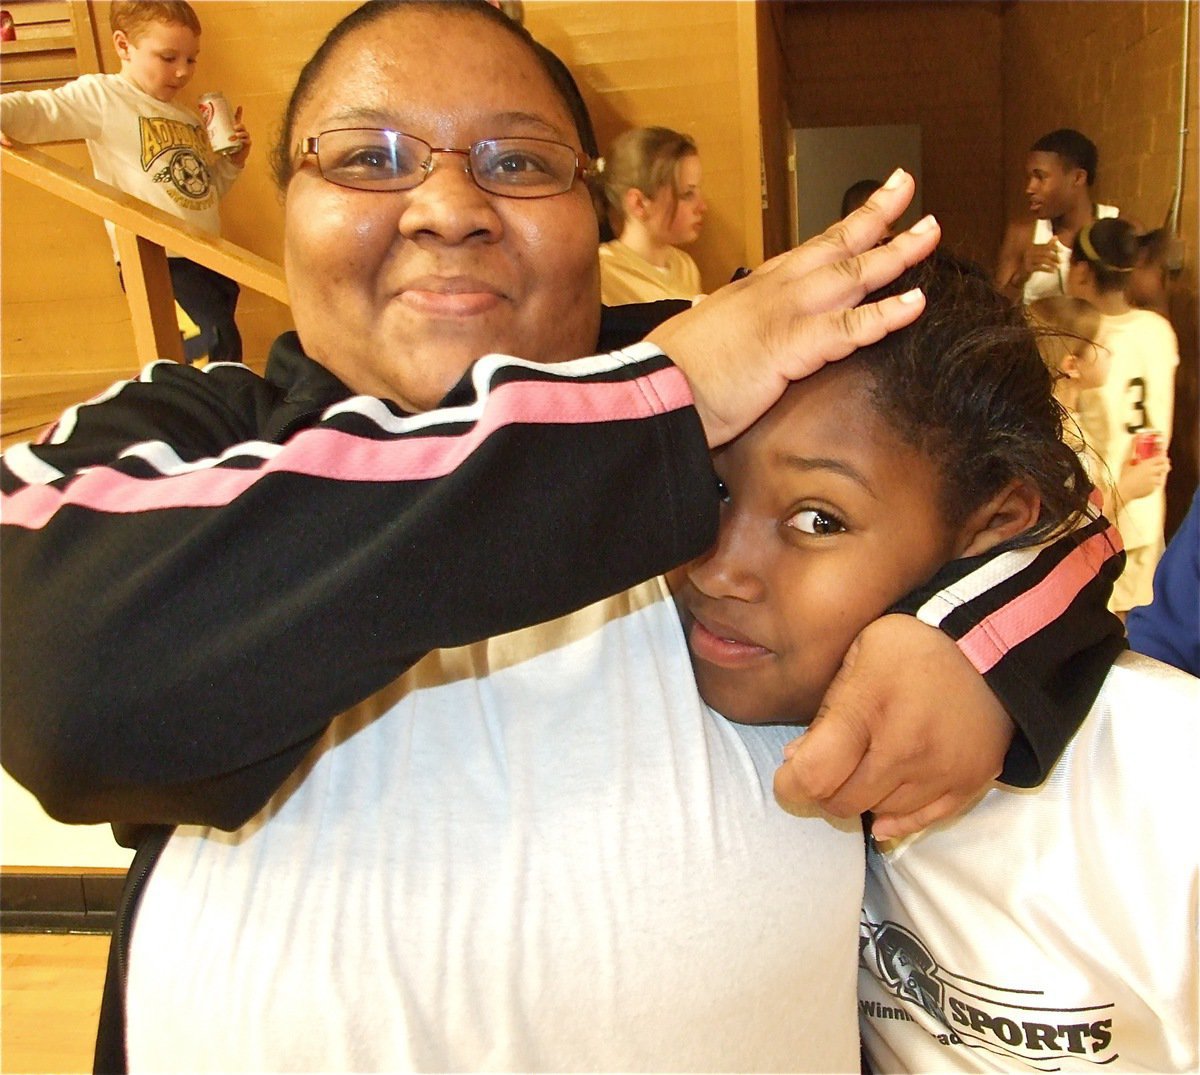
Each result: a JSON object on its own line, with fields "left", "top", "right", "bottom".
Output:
{"left": 956, "top": 527, "right": 1122, "bottom": 674}
{"left": 2, "top": 364, "right": 695, "bottom": 530}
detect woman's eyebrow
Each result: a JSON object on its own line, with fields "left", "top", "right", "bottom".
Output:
{"left": 314, "top": 108, "right": 566, "bottom": 140}
{"left": 489, "top": 110, "right": 567, "bottom": 138}
{"left": 774, "top": 451, "right": 879, "bottom": 496}
{"left": 318, "top": 107, "right": 396, "bottom": 128}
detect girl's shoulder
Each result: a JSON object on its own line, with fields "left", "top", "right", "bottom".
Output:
{"left": 1099, "top": 307, "right": 1177, "bottom": 347}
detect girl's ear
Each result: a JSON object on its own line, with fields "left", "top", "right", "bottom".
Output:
{"left": 956, "top": 479, "right": 1041, "bottom": 558}
{"left": 623, "top": 187, "right": 648, "bottom": 222}
{"left": 1060, "top": 352, "right": 1081, "bottom": 380}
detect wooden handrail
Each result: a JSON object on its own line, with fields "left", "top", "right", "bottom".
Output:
{"left": 1, "top": 142, "right": 288, "bottom": 365}
{"left": 1, "top": 143, "right": 288, "bottom": 301}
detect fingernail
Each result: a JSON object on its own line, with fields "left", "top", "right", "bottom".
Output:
{"left": 911, "top": 213, "right": 938, "bottom": 234}
{"left": 898, "top": 288, "right": 923, "bottom": 304}
{"left": 883, "top": 168, "right": 906, "bottom": 189}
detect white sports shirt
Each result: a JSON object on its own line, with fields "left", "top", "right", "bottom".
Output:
{"left": 860, "top": 651, "right": 1199, "bottom": 1073}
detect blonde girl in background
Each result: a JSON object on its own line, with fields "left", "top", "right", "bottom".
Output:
{"left": 1028, "top": 295, "right": 1169, "bottom": 530}
{"left": 599, "top": 126, "right": 706, "bottom": 304}
{"left": 1066, "top": 218, "right": 1177, "bottom": 615}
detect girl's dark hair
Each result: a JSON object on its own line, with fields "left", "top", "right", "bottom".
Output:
{"left": 269, "top": 0, "right": 600, "bottom": 191}
{"left": 853, "top": 252, "right": 1092, "bottom": 547}
{"left": 1070, "top": 217, "right": 1162, "bottom": 294}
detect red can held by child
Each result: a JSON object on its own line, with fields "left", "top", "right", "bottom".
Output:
{"left": 1132, "top": 429, "right": 1165, "bottom": 461}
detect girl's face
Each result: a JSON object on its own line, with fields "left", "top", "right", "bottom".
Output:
{"left": 114, "top": 22, "right": 199, "bottom": 103}
{"left": 643, "top": 153, "right": 706, "bottom": 246}
{"left": 1075, "top": 339, "right": 1111, "bottom": 392}
{"left": 673, "top": 363, "right": 967, "bottom": 726}
{"left": 283, "top": 8, "right": 600, "bottom": 411}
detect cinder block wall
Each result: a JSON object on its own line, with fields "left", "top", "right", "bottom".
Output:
{"left": 780, "top": 1, "right": 1007, "bottom": 269}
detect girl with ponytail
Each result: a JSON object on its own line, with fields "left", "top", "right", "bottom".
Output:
{"left": 1068, "top": 217, "right": 1178, "bottom": 615}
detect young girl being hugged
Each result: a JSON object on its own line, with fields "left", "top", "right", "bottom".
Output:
{"left": 671, "top": 253, "right": 1195, "bottom": 1073}
{"left": 1067, "top": 218, "right": 1177, "bottom": 615}
{"left": 1027, "top": 295, "right": 1169, "bottom": 526}
{"left": 599, "top": 126, "right": 706, "bottom": 304}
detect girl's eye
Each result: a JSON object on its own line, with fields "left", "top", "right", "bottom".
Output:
{"left": 786, "top": 509, "right": 845, "bottom": 536}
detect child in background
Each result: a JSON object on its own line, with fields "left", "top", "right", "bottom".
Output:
{"left": 1027, "top": 294, "right": 1169, "bottom": 525}
{"left": 0, "top": 1, "right": 250, "bottom": 363}
{"left": 599, "top": 126, "right": 706, "bottom": 304}
{"left": 673, "top": 252, "right": 1196, "bottom": 1073}
{"left": 1066, "top": 218, "right": 1177, "bottom": 616}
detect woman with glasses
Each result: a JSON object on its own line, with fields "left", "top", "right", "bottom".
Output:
{"left": 1, "top": 2, "right": 1123, "bottom": 1070}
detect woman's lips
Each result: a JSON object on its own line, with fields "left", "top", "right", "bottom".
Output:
{"left": 687, "top": 615, "right": 772, "bottom": 668}
{"left": 400, "top": 278, "right": 504, "bottom": 317}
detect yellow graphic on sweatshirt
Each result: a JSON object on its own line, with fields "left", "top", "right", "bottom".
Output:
{"left": 139, "top": 115, "right": 217, "bottom": 211}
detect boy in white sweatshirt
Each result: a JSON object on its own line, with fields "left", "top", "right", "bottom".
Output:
{"left": 0, "top": 1, "right": 251, "bottom": 362}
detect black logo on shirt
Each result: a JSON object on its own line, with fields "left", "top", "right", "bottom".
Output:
{"left": 859, "top": 916, "right": 1116, "bottom": 1068}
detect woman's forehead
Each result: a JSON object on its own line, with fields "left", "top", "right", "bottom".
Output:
{"left": 300, "top": 9, "right": 576, "bottom": 143}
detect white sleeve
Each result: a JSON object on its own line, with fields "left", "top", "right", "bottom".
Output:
{"left": 1145, "top": 316, "right": 1179, "bottom": 441}
{"left": 209, "top": 153, "right": 243, "bottom": 198}
{"left": 0, "top": 74, "right": 106, "bottom": 144}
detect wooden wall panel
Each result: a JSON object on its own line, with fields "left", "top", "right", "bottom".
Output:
{"left": 756, "top": 1, "right": 791, "bottom": 260}
{"left": 524, "top": 0, "right": 762, "bottom": 289}
{"left": 1, "top": 143, "right": 141, "bottom": 445}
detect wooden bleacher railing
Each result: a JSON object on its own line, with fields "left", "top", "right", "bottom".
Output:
{"left": 1, "top": 143, "right": 288, "bottom": 370}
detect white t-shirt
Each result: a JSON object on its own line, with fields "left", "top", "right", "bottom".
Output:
{"left": 128, "top": 578, "right": 864, "bottom": 1072}
{"left": 860, "top": 651, "right": 1199, "bottom": 1073}
{"left": 1021, "top": 204, "right": 1119, "bottom": 303}
{"left": 0, "top": 73, "right": 240, "bottom": 259}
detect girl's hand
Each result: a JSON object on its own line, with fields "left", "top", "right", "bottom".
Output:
{"left": 1116, "top": 451, "right": 1170, "bottom": 504}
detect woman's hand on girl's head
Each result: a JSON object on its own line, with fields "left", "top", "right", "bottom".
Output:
{"left": 644, "top": 169, "right": 941, "bottom": 449}
{"left": 773, "top": 614, "right": 1014, "bottom": 841}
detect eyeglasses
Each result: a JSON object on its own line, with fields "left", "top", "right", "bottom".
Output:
{"left": 296, "top": 128, "right": 597, "bottom": 198}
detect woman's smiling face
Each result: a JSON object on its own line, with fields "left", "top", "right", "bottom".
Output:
{"left": 283, "top": 7, "right": 601, "bottom": 411}
{"left": 674, "top": 362, "right": 964, "bottom": 726}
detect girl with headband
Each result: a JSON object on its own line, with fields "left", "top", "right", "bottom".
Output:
{"left": 1068, "top": 217, "right": 1177, "bottom": 615}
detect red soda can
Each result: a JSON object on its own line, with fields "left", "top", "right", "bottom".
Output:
{"left": 1132, "top": 429, "right": 1164, "bottom": 461}
{"left": 199, "top": 92, "right": 239, "bottom": 155}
